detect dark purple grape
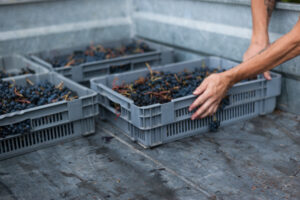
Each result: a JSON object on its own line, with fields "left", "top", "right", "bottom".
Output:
{"left": 47, "top": 41, "right": 152, "bottom": 69}
{"left": 0, "top": 79, "right": 78, "bottom": 137}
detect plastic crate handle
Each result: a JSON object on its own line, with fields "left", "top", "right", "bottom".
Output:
{"left": 96, "top": 84, "right": 131, "bottom": 110}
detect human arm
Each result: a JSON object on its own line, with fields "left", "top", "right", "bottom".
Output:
{"left": 189, "top": 18, "right": 300, "bottom": 120}
{"left": 243, "top": 0, "right": 277, "bottom": 80}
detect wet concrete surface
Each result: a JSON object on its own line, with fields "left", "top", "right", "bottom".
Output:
{"left": 0, "top": 110, "right": 299, "bottom": 200}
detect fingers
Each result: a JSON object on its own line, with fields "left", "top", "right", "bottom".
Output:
{"left": 198, "top": 103, "right": 219, "bottom": 119}
{"left": 199, "top": 106, "right": 214, "bottom": 119}
{"left": 212, "top": 105, "right": 218, "bottom": 115}
{"left": 191, "top": 98, "right": 215, "bottom": 120}
{"left": 193, "top": 82, "right": 206, "bottom": 95}
{"left": 191, "top": 100, "right": 220, "bottom": 120}
{"left": 263, "top": 71, "right": 272, "bottom": 80}
{"left": 189, "top": 90, "right": 210, "bottom": 112}
{"left": 189, "top": 73, "right": 228, "bottom": 120}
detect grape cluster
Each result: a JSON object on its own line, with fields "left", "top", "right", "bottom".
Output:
{"left": 207, "top": 97, "right": 229, "bottom": 132}
{"left": 113, "top": 65, "right": 231, "bottom": 132}
{"left": 0, "top": 67, "right": 35, "bottom": 79}
{"left": 0, "top": 120, "right": 30, "bottom": 138}
{"left": 113, "top": 67, "right": 225, "bottom": 106}
{"left": 0, "top": 79, "right": 78, "bottom": 115}
{"left": 0, "top": 79, "right": 78, "bottom": 137}
{"left": 208, "top": 118, "right": 221, "bottom": 132}
{"left": 48, "top": 41, "right": 152, "bottom": 68}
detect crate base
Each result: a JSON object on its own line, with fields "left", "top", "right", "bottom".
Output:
{"left": 0, "top": 117, "right": 95, "bottom": 160}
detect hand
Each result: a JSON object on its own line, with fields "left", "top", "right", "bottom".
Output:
{"left": 243, "top": 43, "right": 272, "bottom": 80}
{"left": 189, "top": 73, "right": 231, "bottom": 120}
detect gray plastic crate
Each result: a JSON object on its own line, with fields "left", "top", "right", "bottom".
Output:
{"left": 30, "top": 38, "right": 174, "bottom": 83}
{"left": 91, "top": 57, "right": 282, "bottom": 131}
{"left": 0, "top": 54, "right": 49, "bottom": 80}
{"left": 0, "top": 72, "right": 99, "bottom": 160}
{"left": 92, "top": 57, "right": 281, "bottom": 147}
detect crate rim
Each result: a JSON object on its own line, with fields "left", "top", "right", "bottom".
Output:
{"left": 0, "top": 72, "right": 98, "bottom": 120}
{"left": 1, "top": 53, "right": 49, "bottom": 81}
{"left": 29, "top": 37, "right": 173, "bottom": 70}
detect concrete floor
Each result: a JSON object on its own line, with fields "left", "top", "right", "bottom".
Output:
{"left": 0, "top": 110, "right": 299, "bottom": 200}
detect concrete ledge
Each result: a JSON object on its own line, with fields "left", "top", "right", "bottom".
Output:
{"left": 0, "top": 0, "right": 129, "bottom": 32}
{"left": 0, "top": 24, "right": 131, "bottom": 55}
{"left": 0, "top": 0, "right": 133, "bottom": 55}
{"left": 0, "top": 18, "right": 131, "bottom": 41}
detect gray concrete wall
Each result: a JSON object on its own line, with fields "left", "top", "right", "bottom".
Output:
{"left": 133, "top": 0, "right": 300, "bottom": 114}
{"left": 0, "top": 0, "right": 133, "bottom": 55}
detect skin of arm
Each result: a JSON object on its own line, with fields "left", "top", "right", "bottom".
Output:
{"left": 189, "top": 18, "right": 300, "bottom": 120}
{"left": 243, "top": 0, "right": 277, "bottom": 80}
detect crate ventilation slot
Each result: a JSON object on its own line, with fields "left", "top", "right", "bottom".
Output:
{"left": 175, "top": 107, "right": 190, "bottom": 118}
{"left": 0, "top": 122, "right": 74, "bottom": 154}
{"left": 167, "top": 102, "right": 255, "bottom": 137}
{"left": 32, "top": 113, "right": 64, "bottom": 127}
{"left": 231, "top": 90, "right": 256, "bottom": 104}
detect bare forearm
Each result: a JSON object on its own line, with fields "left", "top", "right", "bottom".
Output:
{"left": 225, "top": 19, "right": 300, "bottom": 85}
{"left": 251, "top": 0, "right": 276, "bottom": 44}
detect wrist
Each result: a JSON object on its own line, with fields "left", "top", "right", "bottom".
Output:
{"left": 251, "top": 33, "right": 269, "bottom": 47}
{"left": 221, "top": 71, "right": 236, "bottom": 88}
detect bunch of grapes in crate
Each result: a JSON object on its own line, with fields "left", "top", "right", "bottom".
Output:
{"left": 0, "top": 79, "right": 78, "bottom": 138}
{"left": 49, "top": 41, "right": 152, "bottom": 68}
{"left": 112, "top": 64, "right": 230, "bottom": 131}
